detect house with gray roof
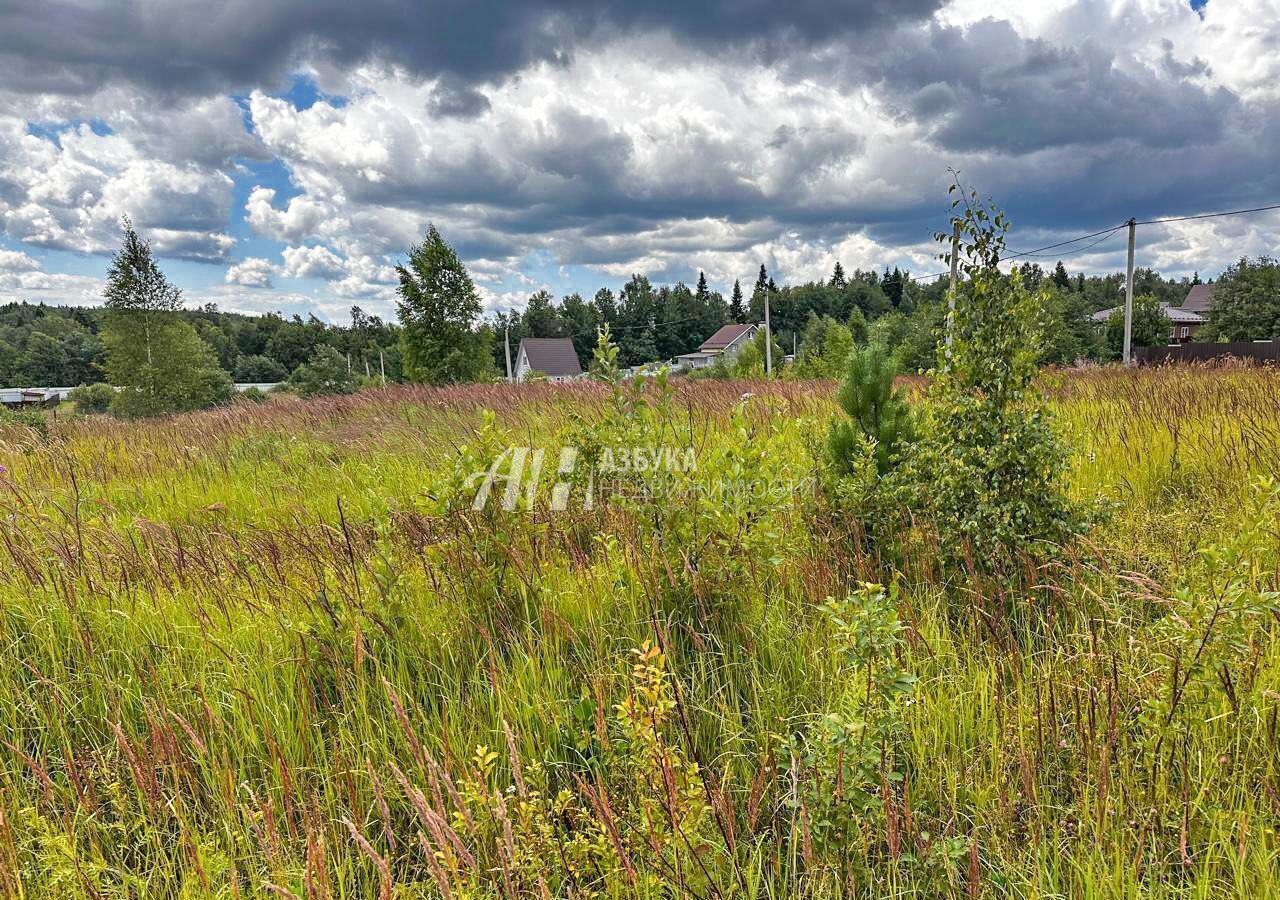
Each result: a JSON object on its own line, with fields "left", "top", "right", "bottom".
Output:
{"left": 1091, "top": 301, "right": 1206, "bottom": 343}
{"left": 514, "top": 337, "right": 584, "bottom": 383}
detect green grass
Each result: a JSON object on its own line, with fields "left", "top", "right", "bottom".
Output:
{"left": 0, "top": 369, "right": 1278, "bottom": 898}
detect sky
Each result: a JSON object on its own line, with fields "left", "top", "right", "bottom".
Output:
{"left": 0, "top": 0, "right": 1277, "bottom": 323}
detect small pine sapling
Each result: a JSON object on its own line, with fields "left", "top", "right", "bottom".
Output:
{"left": 826, "top": 344, "right": 915, "bottom": 476}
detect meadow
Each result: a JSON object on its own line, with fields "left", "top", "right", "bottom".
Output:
{"left": 1, "top": 365, "right": 1279, "bottom": 898}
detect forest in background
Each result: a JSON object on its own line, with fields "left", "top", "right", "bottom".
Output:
{"left": 0, "top": 259, "right": 1207, "bottom": 388}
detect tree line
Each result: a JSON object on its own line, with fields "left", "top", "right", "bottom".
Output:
{"left": 4, "top": 219, "right": 1275, "bottom": 416}
{"left": 1, "top": 234, "right": 404, "bottom": 394}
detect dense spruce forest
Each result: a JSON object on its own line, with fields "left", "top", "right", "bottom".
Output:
{"left": 1, "top": 261, "right": 1203, "bottom": 387}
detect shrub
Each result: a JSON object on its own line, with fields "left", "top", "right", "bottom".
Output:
{"left": 236, "top": 386, "right": 267, "bottom": 404}
{"left": 687, "top": 356, "right": 731, "bottom": 379}
{"left": 798, "top": 582, "right": 916, "bottom": 861}
{"left": 588, "top": 323, "right": 622, "bottom": 384}
{"left": 232, "top": 354, "right": 288, "bottom": 383}
{"left": 287, "top": 345, "right": 359, "bottom": 398}
{"left": 1105, "top": 293, "right": 1169, "bottom": 355}
{"left": 911, "top": 189, "right": 1086, "bottom": 573}
{"left": 0, "top": 409, "right": 49, "bottom": 439}
{"left": 793, "top": 314, "right": 855, "bottom": 379}
{"left": 847, "top": 306, "right": 868, "bottom": 344}
{"left": 68, "top": 382, "right": 115, "bottom": 414}
{"left": 730, "top": 328, "right": 784, "bottom": 377}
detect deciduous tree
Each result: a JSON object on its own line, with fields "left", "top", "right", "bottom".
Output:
{"left": 396, "top": 224, "right": 494, "bottom": 384}
{"left": 101, "top": 218, "right": 231, "bottom": 417}
{"left": 1208, "top": 257, "right": 1280, "bottom": 340}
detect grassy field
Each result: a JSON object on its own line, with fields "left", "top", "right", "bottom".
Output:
{"left": 1, "top": 366, "right": 1279, "bottom": 898}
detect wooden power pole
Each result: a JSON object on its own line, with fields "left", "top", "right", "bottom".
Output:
{"left": 763, "top": 291, "right": 773, "bottom": 376}
{"left": 504, "top": 322, "right": 513, "bottom": 383}
{"left": 1122, "top": 218, "right": 1136, "bottom": 366}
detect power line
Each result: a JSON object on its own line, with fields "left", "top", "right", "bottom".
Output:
{"left": 1005, "top": 224, "right": 1128, "bottom": 260}
{"left": 908, "top": 199, "right": 1279, "bottom": 281}
{"left": 908, "top": 221, "right": 1130, "bottom": 282}
{"left": 1135, "top": 203, "right": 1280, "bottom": 226}
{"left": 504, "top": 309, "right": 727, "bottom": 343}
{"left": 502, "top": 200, "right": 1280, "bottom": 302}
{"left": 1003, "top": 223, "right": 1129, "bottom": 260}
{"left": 1004, "top": 223, "right": 1128, "bottom": 260}
{"left": 908, "top": 229, "right": 1122, "bottom": 281}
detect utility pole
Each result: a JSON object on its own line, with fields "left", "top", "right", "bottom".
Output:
{"left": 379, "top": 350, "right": 386, "bottom": 384}
{"left": 1123, "top": 218, "right": 1136, "bottom": 366}
{"left": 946, "top": 220, "right": 960, "bottom": 347}
{"left": 503, "top": 321, "right": 514, "bottom": 383}
{"left": 763, "top": 290, "right": 773, "bottom": 376}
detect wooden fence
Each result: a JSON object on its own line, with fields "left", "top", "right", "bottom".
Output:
{"left": 1135, "top": 341, "right": 1279, "bottom": 366}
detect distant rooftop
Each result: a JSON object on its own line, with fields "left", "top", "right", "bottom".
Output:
{"left": 518, "top": 337, "right": 582, "bottom": 377}
{"left": 1090, "top": 303, "right": 1205, "bottom": 324}
{"left": 698, "top": 323, "right": 756, "bottom": 352}
{"left": 1182, "top": 283, "right": 1216, "bottom": 314}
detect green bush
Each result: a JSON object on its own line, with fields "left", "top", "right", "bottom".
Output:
{"left": 793, "top": 314, "right": 855, "bottom": 379}
{"left": 911, "top": 190, "right": 1086, "bottom": 574}
{"left": 236, "top": 386, "right": 267, "bottom": 404}
{"left": 232, "top": 354, "right": 288, "bottom": 383}
{"left": 588, "top": 323, "right": 622, "bottom": 384}
{"left": 1105, "top": 293, "right": 1170, "bottom": 355}
{"left": 0, "top": 409, "right": 49, "bottom": 439}
{"left": 730, "top": 328, "right": 784, "bottom": 377}
{"left": 287, "top": 345, "right": 359, "bottom": 398}
{"left": 68, "top": 382, "right": 115, "bottom": 414}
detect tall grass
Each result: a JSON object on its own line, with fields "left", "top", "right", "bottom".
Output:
{"left": 0, "top": 366, "right": 1277, "bottom": 898}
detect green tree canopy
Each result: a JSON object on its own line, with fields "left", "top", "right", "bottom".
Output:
{"left": 1208, "top": 257, "right": 1280, "bottom": 340}
{"left": 396, "top": 224, "right": 494, "bottom": 384}
{"left": 101, "top": 218, "right": 231, "bottom": 418}
{"left": 729, "top": 279, "right": 745, "bottom": 323}
{"left": 1106, "top": 294, "right": 1170, "bottom": 355}
{"left": 794, "top": 313, "right": 855, "bottom": 379}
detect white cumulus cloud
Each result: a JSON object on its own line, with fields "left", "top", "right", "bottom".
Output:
{"left": 225, "top": 257, "right": 276, "bottom": 288}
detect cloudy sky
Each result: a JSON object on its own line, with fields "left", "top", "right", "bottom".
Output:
{"left": 0, "top": 0, "right": 1277, "bottom": 321}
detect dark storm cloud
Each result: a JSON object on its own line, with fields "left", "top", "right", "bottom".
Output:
{"left": 479, "top": 115, "right": 869, "bottom": 239}
{"left": 522, "top": 107, "right": 633, "bottom": 183}
{"left": 849, "top": 95, "right": 1280, "bottom": 256}
{"left": 0, "top": 0, "right": 944, "bottom": 97}
{"left": 833, "top": 19, "right": 1238, "bottom": 156}
{"left": 426, "top": 77, "right": 492, "bottom": 119}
